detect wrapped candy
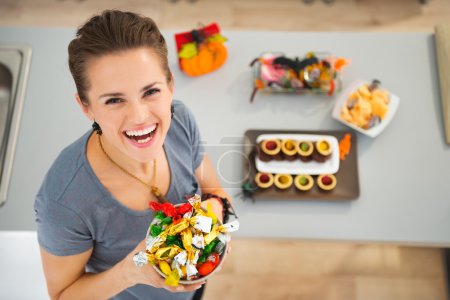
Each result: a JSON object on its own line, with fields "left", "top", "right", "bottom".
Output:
{"left": 146, "top": 232, "right": 167, "bottom": 253}
{"left": 133, "top": 251, "right": 150, "bottom": 267}
{"left": 192, "top": 234, "right": 205, "bottom": 249}
{"left": 203, "top": 224, "right": 219, "bottom": 245}
{"left": 190, "top": 215, "right": 213, "bottom": 233}
{"left": 180, "top": 228, "right": 194, "bottom": 252}
{"left": 167, "top": 219, "right": 190, "bottom": 236}
{"left": 155, "top": 245, "right": 182, "bottom": 260}
{"left": 174, "top": 250, "right": 187, "bottom": 266}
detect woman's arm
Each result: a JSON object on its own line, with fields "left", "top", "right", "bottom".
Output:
{"left": 195, "top": 154, "right": 232, "bottom": 222}
{"left": 40, "top": 240, "right": 202, "bottom": 300}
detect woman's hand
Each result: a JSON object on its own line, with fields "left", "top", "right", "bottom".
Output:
{"left": 201, "top": 198, "right": 224, "bottom": 224}
{"left": 118, "top": 239, "right": 205, "bottom": 292}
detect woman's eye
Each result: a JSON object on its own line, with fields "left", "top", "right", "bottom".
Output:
{"left": 144, "top": 88, "right": 160, "bottom": 97}
{"left": 105, "top": 98, "right": 122, "bottom": 105}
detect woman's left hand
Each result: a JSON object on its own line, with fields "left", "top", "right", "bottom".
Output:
{"left": 200, "top": 198, "right": 224, "bottom": 224}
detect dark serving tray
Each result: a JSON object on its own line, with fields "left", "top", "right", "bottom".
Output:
{"left": 243, "top": 129, "right": 360, "bottom": 201}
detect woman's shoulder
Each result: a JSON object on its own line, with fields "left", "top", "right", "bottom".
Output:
{"left": 37, "top": 131, "right": 94, "bottom": 202}
{"left": 170, "top": 100, "right": 198, "bottom": 137}
{"left": 172, "top": 99, "right": 191, "bottom": 121}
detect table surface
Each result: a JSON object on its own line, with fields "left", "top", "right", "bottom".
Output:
{"left": 0, "top": 28, "right": 449, "bottom": 247}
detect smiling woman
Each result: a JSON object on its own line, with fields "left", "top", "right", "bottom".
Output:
{"left": 34, "top": 10, "right": 230, "bottom": 300}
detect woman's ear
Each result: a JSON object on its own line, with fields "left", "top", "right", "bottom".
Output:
{"left": 75, "top": 93, "right": 93, "bottom": 120}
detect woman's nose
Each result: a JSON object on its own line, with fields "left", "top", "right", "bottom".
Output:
{"left": 127, "top": 100, "right": 149, "bottom": 123}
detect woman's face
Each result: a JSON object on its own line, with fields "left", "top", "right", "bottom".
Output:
{"left": 79, "top": 47, "right": 173, "bottom": 163}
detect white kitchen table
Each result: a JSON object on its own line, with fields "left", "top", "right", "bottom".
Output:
{"left": 0, "top": 28, "right": 448, "bottom": 247}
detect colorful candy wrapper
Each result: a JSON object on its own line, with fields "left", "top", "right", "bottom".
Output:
{"left": 187, "top": 194, "right": 202, "bottom": 208}
{"left": 180, "top": 228, "right": 194, "bottom": 252}
{"left": 203, "top": 224, "right": 219, "bottom": 245}
{"left": 133, "top": 251, "right": 150, "bottom": 267}
{"left": 186, "top": 262, "right": 199, "bottom": 280}
{"left": 167, "top": 218, "right": 190, "bottom": 235}
{"left": 155, "top": 245, "right": 182, "bottom": 260}
{"left": 220, "top": 220, "right": 240, "bottom": 232}
{"left": 146, "top": 232, "right": 167, "bottom": 253}
{"left": 191, "top": 215, "right": 212, "bottom": 233}
{"left": 171, "top": 260, "right": 184, "bottom": 278}
{"left": 205, "top": 202, "right": 218, "bottom": 224}
{"left": 189, "top": 249, "right": 200, "bottom": 265}
{"left": 165, "top": 269, "right": 180, "bottom": 287}
{"left": 174, "top": 250, "right": 187, "bottom": 266}
{"left": 218, "top": 232, "right": 231, "bottom": 244}
{"left": 215, "top": 241, "right": 226, "bottom": 255}
{"left": 192, "top": 234, "right": 205, "bottom": 249}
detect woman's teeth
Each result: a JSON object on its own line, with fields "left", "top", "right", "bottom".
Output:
{"left": 124, "top": 124, "right": 157, "bottom": 143}
{"left": 125, "top": 124, "right": 157, "bottom": 137}
{"left": 137, "top": 136, "right": 152, "bottom": 144}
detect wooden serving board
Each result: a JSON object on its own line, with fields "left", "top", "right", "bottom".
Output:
{"left": 243, "top": 130, "right": 360, "bottom": 201}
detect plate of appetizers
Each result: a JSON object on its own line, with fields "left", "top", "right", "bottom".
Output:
{"left": 243, "top": 130, "right": 360, "bottom": 201}
{"left": 255, "top": 134, "right": 340, "bottom": 175}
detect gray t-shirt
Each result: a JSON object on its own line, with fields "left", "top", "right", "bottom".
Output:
{"left": 35, "top": 100, "right": 204, "bottom": 300}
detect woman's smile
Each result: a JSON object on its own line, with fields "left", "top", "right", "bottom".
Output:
{"left": 123, "top": 123, "right": 159, "bottom": 148}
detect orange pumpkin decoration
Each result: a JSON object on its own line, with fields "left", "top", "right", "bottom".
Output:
{"left": 180, "top": 40, "right": 227, "bottom": 77}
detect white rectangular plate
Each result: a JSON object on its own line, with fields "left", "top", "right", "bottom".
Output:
{"left": 255, "top": 133, "right": 340, "bottom": 175}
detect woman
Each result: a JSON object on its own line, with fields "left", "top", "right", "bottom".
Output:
{"left": 34, "top": 10, "right": 231, "bottom": 300}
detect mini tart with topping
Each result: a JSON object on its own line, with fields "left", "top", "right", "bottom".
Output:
{"left": 254, "top": 172, "right": 274, "bottom": 189}
{"left": 274, "top": 174, "right": 293, "bottom": 189}
{"left": 296, "top": 140, "right": 314, "bottom": 161}
{"left": 260, "top": 139, "right": 281, "bottom": 156}
{"left": 294, "top": 174, "right": 314, "bottom": 191}
{"left": 317, "top": 174, "right": 337, "bottom": 191}
{"left": 281, "top": 139, "right": 297, "bottom": 160}
{"left": 312, "top": 140, "right": 332, "bottom": 162}
{"left": 315, "top": 140, "right": 332, "bottom": 156}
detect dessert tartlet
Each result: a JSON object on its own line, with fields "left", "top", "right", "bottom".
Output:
{"left": 281, "top": 139, "right": 297, "bottom": 161}
{"left": 317, "top": 174, "right": 337, "bottom": 191}
{"left": 296, "top": 140, "right": 314, "bottom": 162}
{"left": 274, "top": 174, "right": 293, "bottom": 190}
{"left": 254, "top": 172, "right": 274, "bottom": 189}
{"left": 258, "top": 139, "right": 282, "bottom": 161}
{"left": 294, "top": 174, "right": 314, "bottom": 191}
{"left": 261, "top": 139, "right": 281, "bottom": 155}
{"left": 312, "top": 140, "right": 332, "bottom": 162}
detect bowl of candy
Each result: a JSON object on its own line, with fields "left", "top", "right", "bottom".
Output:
{"left": 250, "top": 51, "right": 349, "bottom": 102}
{"left": 332, "top": 79, "right": 400, "bottom": 138}
{"left": 134, "top": 195, "right": 239, "bottom": 286}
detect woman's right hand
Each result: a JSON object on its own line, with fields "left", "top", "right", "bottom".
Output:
{"left": 118, "top": 239, "right": 205, "bottom": 292}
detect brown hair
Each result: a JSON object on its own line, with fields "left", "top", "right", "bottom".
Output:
{"left": 68, "top": 10, "right": 171, "bottom": 105}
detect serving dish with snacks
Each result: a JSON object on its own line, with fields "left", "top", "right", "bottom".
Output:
{"left": 249, "top": 51, "right": 349, "bottom": 102}
{"left": 244, "top": 130, "right": 360, "bottom": 201}
{"left": 132, "top": 195, "right": 239, "bottom": 286}
{"left": 332, "top": 79, "right": 400, "bottom": 138}
{"left": 255, "top": 133, "right": 340, "bottom": 175}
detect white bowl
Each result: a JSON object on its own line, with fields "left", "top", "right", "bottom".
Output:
{"left": 332, "top": 79, "right": 400, "bottom": 138}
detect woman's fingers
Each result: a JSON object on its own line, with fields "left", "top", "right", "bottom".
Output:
{"left": 163, "top": 282, "right": 205, "bottom": 292}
